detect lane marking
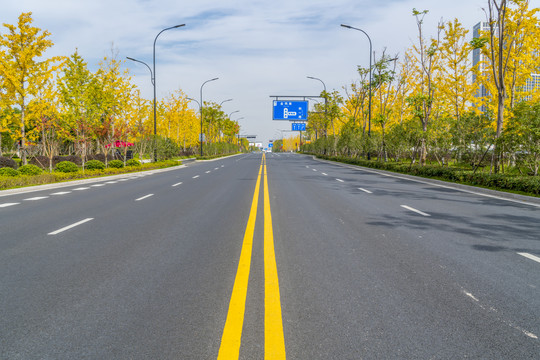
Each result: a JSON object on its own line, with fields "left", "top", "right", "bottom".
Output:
{"left": 193, "top": 175, "right": 200, "bottom": 179}
{"left": 218, "top": 159, "right": 263, "bottom": 359}
{"left": 401, "top": 205, "right": 431, "bottom": 217}
{"left": 105, "top": 181, "right": 118, "bottom": 184}
{"left": 135, "top": 194, "right": 154, "bottom": 201}
{"left": 318, "top": 157, "right": 540, "bottom": 209}
{"left": 91, "top": 184, "right": 105, "bottom": 187}
{"left": 0, "top": 202, "right": 20, "bottom": 208}
{"left": 24, "top": 196, "right": 49, "bottom": 201}
{"left": 48, "top": 218, "right": 94, "bottom": 235}
{"left": 313, "top": 168, "right": 317, "bottom": 172}
{"left": 336, "top": 178, "right": 344, "bottom": 183}
{"left": 358, "top": 188, "right": 373, "bottom": 194}
{"left": 206, "top": 171, "right": 211, "bottom": 174}
{"left": 73, "top": 187, "right": 90, "bottom": 191}
{"left": 118, "top": 178, "right": 130, "bottom": 181}
{"left": 322, "top": 172, "right": 328, "bottom": 176}
{"left": 263, "top": 155, "right": 286, "bottom": 358}
{"left": 172, "top": 182, "right": 183, "bottom": 187}
{"left": 214, "top": 167, "right": 219, "bottom": 170}
{"left": 461, "top": 288, "right": 538, "bottom": 340}
{"left": 221, "top": 165, "right": 225, "bottom": 168}
{"left": 51, "top": 191, "right": 71, "bottom": 195}
{"left": 517, "top": 252, "right": 540, "bottom": 264}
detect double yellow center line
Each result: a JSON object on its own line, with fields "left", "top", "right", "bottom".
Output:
{"left": 218, "top": 153, "right": 286, "bottom": 359}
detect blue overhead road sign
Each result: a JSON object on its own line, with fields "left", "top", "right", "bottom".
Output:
{"left": 292, "top": 123, "right": 306, "bottom": 131}
{"left": 273, "top": 100, "right": 308, "bottom": 120}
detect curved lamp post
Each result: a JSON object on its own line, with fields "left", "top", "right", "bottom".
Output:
{"left": 127, "top": 24, "right": 185, "bottom": 162}
{"left": 200, "top": 78, "right": 219, "bottom": 156}
{"left": 341, "top": 24, "right": 373, "bottom": 160}
{"left": 220, "top": 98, "right": 233, "bottom": 107}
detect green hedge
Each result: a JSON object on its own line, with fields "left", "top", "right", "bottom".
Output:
{"left": 312, "top": 154, "right": 540, "bottom": 196}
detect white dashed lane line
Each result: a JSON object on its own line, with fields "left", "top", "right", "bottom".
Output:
{"left": 24, "top": 196, "right": 49, "bottom": 201}
{"left": 336, "top": 179, "right": 345, "bottom": 183}
{"left": 0, "top": 203, "right": 20, "bottom": 208}
{"left": 172, "top": 182, "right": 183, "bottom": 187}
{"left": 135, "top": 194, "right": 154, "bottom": 201}
{"left": 205, "top": 171, "right": 211, "bottom": 174}
{"left": 401, "top": 205, "right": 431, "bottom": 217}
{"left": 358, "top": 188, "right": 373, "bottom": 194}
{"left": 73, "top": 187, "right": 90, "bottom": 191}
{"left": 48, "top": 218, "right": 94, "bottom": 235}
{"left": 517, "top": 252, "right": 540, "bottom": 264}
{"left": 193, "top": 175, "right": 200, "bottom": 179}
{"left": 214, "top": 167, "right": 219, "bottom": 170}
{"left": 322, "top": 173, "right": 328, "bottom": 176}
{"left": 51, "top": 191, "right": 71, "bottom": 195}
{"left": 91, "top": 184, "right": 105, "bottom": 187}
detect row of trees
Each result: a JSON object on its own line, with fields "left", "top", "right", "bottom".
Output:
{"left": 300, "top": 0, "right": 540, "bottom": 175}
{"left": 0, "top": 12, "right": 242, "bottom": 169}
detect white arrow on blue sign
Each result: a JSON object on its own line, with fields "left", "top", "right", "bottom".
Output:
{"left": 273, "top": 100, "right": 308, "bottom": 120}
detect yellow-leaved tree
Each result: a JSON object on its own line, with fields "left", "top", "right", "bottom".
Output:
{"left": 0, "top": 12, "right": 60, "bottom": 164}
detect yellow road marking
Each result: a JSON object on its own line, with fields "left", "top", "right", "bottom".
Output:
{"left": 217, "top": 158, "right": 263, "bottom": 359}
{"left": 263, "top": 154, "right": 286, "bottom": 359}
{"left": 218, "top": 153, "right": 286, "bottom": 359}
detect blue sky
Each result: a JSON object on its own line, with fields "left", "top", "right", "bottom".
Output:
{"left": 3, "top": 0, "right": 539, "bottom": 146}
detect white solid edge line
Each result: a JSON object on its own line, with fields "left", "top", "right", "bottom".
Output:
{"left": 324, "top": 158, "right": 540, "bottom": 209}
{"left": 172, "top": 182, "right": 183, "bottom": 187}
{"left": 401, "top": 205, "right": 431, "bottom": 217}
{"left": 0, "top": 202, "right": 20, "bottom": 208}
{"left": 358, "top": 188, "right": 373, "bottom": 194}
{"left": 135, "top": 194, "right": 154, "bottom": 201}
{"left": 48, "top": 218, "right": 94, "bottom": 235}
{"left": 517, "top": 252, "right": 540, "bottom": 264}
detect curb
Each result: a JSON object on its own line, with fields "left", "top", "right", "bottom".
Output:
{"left": 0, "top": 164, "right": 185, "bottom": 198}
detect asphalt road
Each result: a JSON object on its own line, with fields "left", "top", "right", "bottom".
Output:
{"left": 1, "top": 152, "right": 539, "bottom": 359}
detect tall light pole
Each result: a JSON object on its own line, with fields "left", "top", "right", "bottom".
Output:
{"left": 341, "top": 24, "right": 373, "bottom": 160}
{"left": 128, "top": 24, "right": 185, "bottom": 162}
{"left": 307, "top": 76, "right": 327, "bottom": 142}
{"left": 200, "top": 78, "right": 219, "bottom": 157}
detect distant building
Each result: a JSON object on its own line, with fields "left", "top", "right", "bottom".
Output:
{"left": 472, "top": 22, "right": 540, "bottom": 110}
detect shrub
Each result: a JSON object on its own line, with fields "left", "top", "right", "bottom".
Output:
{"left": 0, "top": 156, "right": 18, "bottom": 169}
{"left": 87, "top": 154, "right": 113, "bottom": 163}
{"left": 29, "top": 155, "right": 51, "bottom": 169}
{"left": 108, "top": 159, "right": 124, "bottom": 168}
{"left": 85, "top": 159, "right": 106, "bottom": 170}
{"left": 55, "top": 161, "right": 79, "bottom": 173}
{"left": 18, "top": 164, "right": 43, "bottom": 176}
{"left": 0, "top": 167, "right": 19, "bottom": 177}
{"left": 126, "top": 159, "right": 141, "bottom": 167}
{"left": 53, "top": 155, "right": 82, "bottom": 166}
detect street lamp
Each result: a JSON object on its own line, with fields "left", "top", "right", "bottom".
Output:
{"left": 341, "top": 24, "right": 373, "bottom": 159}
{"left": 127, "top": 23, "right": 185, "bottom": 162}
{"left": 307, "top": 76, "right": 327, "bottom": 141}
{"left": 220, "top": 98, "right": 233, "bottom": 107}
{"left": 228, "top": 110, "right": 240, "bottom": 119}
{"left": 200, "top": 78, "right": 219, "bottom": 156}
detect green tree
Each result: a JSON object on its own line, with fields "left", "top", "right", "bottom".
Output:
{"left": 0, "top": 12, "right": 60, "bottom": 164}
{"left": 58, "top": 50, "right": 101, "bottom": 168}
